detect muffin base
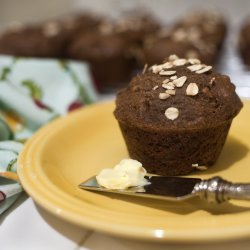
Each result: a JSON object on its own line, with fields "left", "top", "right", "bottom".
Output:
{"left": 118, "top": 121, "right": 232, "bottom": 176}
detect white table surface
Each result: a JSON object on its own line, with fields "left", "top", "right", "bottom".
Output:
{"left": 1, "top": 193, "right": 250, "bottom": 250}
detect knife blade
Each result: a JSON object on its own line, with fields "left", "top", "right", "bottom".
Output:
{"left": 79, "top": 175, "right": 250, "bottom": 203}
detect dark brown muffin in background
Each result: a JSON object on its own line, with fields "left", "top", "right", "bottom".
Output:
{"left": 174, "top": 10, "right": 227, "bottom": 50}
{"left": 97, "top": 12, "right": 161, "bottom": 70}
{"left": 113, "top": 12, "right": 160, "bottom": 46}
{"left": 0, "top": 12, "right": 102, "bottom": 58}
{"left": 140, "top": 10, "right": 227, "bottom": 67}
{"left": 0, "top": 10, "right": 228, "bottom": 94}
{"left": 0, "top": 21, "right": 66, "bottom": 58}
{"left": 59, "top": 12, "right": 101, "bottom": 42}
{"left": 66, "top": 31, "right": 134, "bottom": 92}
{"left": 114, "top": 55, "right": 242, "bottom": 176}
{"left": 64, "top": 12, "right": 160, "bottom": 91}
{"left": 142, "top": 37, "right": 214, "bottom": 66}
{"left": 238, "top": 19, "right": 250, "bottom": 67}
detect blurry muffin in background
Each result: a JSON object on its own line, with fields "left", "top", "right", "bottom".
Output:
{"left": 140, "top": 10, "right": 227, "bottom": 67}
{"left": 59, "top": 12, "right": 102, "bottom": 42}
{"left": 113, "top": 12, "right": 160, "bottom": 46}
{"left": 174, "top": 10, "right": 227, "bottom": 50}
{"left": 97, "top": 12, "right": 161, "bottom": 70}
{"left": 0, "top": 12, "right": 102, "bottom": 58}
{"left": 142, "top": 36, "right": 214, "bottom": 66}
{"left": 66, "top": 11, "right": 161, "bottom": 92}
{"left": 0, "top": 10, "right": 229, "bottom": 93}
{"left": 0, "top": 21, "right": 66, "bottom": 58}
{"left": 238, "top": 19, "right": 250, "bottom": 67}
{"left": 67, "top": 31, "right": 134, "bottom": 92}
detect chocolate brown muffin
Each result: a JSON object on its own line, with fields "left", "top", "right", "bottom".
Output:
{"left": 114, "top": 55, "right": 242, "bottom": 176}
{"left": 114, "top": 13, "right": 160, "bottom": 45}
{"left": 67, "top": 32, "right": 134, "bottom": 91}
{"left": 97, "top": 14, "right": 160, "bottom": 69}
{"left": 238, "top": 19, "right": 250, "bottom": 66}
{"left": 174, "top": 10, "right": 227, "bottom": 50}
{"left": 141, "top": 10, "right": 227, "bottom": 67}
{"left": 59, "top": 12, "right": 101, "bottom": 42}
{"left": 0, "top": 22, "right": 66, "bottom": 58}
{"left": 143, "top": 37, "right": 213, "bottom": 66}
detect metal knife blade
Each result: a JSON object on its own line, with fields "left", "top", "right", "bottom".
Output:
{"left": 80, "top": 175, "right": 250, "bottom": 203}
{"left": 79, "top": 175, "right": 201, "bottom": 201}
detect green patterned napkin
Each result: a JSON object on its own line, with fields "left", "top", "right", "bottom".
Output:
{"left": 0, "top": 55, "right": 98, "bottom": 214}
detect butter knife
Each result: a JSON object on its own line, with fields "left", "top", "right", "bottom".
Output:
{"left": 79, "top": 176, "right": 250, "bottom": 204}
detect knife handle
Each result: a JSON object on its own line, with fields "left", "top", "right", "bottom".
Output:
{"left": 193, "top": 177, "right": 250, "bottom": 203}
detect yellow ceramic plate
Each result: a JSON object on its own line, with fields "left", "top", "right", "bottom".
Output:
{"left": 18, "top": 101, "right": 250, "bottom": 243}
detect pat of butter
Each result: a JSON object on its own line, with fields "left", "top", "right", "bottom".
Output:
{"left": 96, "top": 159, "right": 149, "bottom": 190}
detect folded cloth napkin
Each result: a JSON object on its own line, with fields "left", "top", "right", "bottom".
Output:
{"left": 0, "top": 55, "right": 98, "bottom": 214}
{"left": 0, "top": 141, "right": 23, "bottom": 213}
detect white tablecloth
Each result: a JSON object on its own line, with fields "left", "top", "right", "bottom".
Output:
{"left": 1, "top": 194, "right": 250, "bottom": 250}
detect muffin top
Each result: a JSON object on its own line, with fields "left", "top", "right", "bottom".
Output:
{"left": 143, "top": 38, "right": 214, "bottom": 66}
{"left": 97, "top": 13, "right": 160, "bottom": 46}
{"left": 0, "top": 22, "right": 65, "bottom": 57}
{"left": 114, "top": 55, "right": 242, "bottom": 131}
{"left": 174, "top": 10, "right": 226, "bottom": 36}
{"left": 173, "top": 10, "right": 227, "bottom": 50}
{"left": 114, "top": 13, "right": 160, "bottom": 43}
{"left": 59, "top": 12, "right": 101, "bottom": 41}
{"left": 67, "top": 31, "right": 132, "bottom": 60}
{"left": 239, "top": 19, "right": 250, "bottom": 47}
